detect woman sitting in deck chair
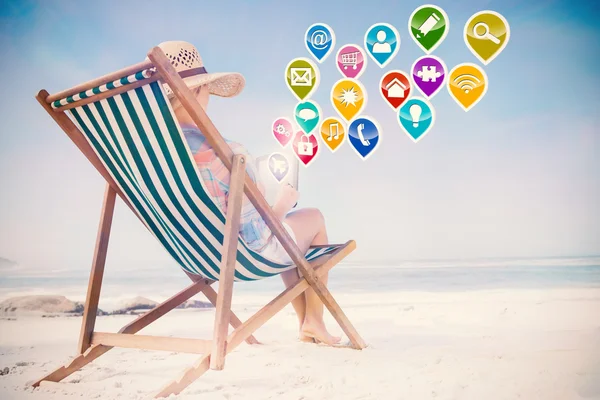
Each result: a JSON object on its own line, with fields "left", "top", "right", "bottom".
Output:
{"left": 160, "top": 41, "right": 341, "bottom": 345}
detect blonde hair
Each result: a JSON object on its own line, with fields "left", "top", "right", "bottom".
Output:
{"left": 169, "top": 85, "right": 203, "bottom": 111}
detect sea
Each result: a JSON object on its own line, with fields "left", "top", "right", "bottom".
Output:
{"left": 1, "top": 256, "right": 599, "bottom": 311}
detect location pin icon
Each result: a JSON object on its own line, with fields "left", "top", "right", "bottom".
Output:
{"left": 319, "top": 117, "right": 346, "bottom": 153}
{"left": 347, "top": 116, "right": 381, "bottom": 160}
{"left": 411, "top": 55, "right": 447, "bottom": 99}
{"left": 335, "top": 44, "right": 367, "bottom": 79}
{"left": 272, "top": 117, "right": 294, "bottom": 148}
{"left": 447, "top": 63, "right": 488, "bottom": 111}
{"left": 408, "top": 5, "right": 450, "bottom": 54}
{"left": 285, "top": 57, "right": 320, "bottom": 101}
{"left": 364, "top": 23, "right": 401, "bottom": 68}
{"left": 331, "top": 78, "right": 367, "bottom": 122}
{"left": 305, "top": 23, "right": 336, "bottom": 63}
{"left": 398, "top": 96, "right": 436, "bottom": 142}
{"left": 380, "top": 70, "right": 411, "bottom": 110}
{"left": 294, "top": 100, "right": 321, "bottom": 135}
{"left": 464, "top": 10, "right": 510, "bottom": 65}
{"left": 292, "top": 131, "right": 319, "bottom": 167}
{"left": 268, "top": 152, "right": 290, "bottom": 182}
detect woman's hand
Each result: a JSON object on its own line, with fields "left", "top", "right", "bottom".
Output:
{"left": 272, "top": 184, "right": 299, "bottom": 220}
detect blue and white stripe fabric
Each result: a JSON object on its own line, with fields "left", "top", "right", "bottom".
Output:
{"left": 67, "top": 79, "right": 339, "bottom": 281}
{"left": 52, "top": 69, "right": 154, "bottom": 109}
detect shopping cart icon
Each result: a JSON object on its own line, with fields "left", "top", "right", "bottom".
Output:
{"left": 340, "top": 51, "right": 360, "bottom": 70}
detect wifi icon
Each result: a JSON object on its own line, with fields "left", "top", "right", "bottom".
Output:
{"left": 447, "top": 63, "right": 488, "bottom": 112}
{"left": 453, "top": 74, "right": 481, "bottom": 94}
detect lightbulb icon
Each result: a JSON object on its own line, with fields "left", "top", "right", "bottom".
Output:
{"left": 409, "top": 104, "right": 422, "bottom": 128}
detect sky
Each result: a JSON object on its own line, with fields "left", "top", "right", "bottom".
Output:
{"left": 0, "top": 0, "right": 599, "bottom": 274}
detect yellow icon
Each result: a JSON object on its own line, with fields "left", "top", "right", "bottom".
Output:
{"left": 331, "top": 78, "right": 366, "bottom": 122}
{"left": 464, "top": 10, "right": 510, "bottom": 65}
{"left": 319, "top": 117, "right": 346, "bottom": 152}
{"left": 447, "top": 63, "right": 488, "bottom": 112}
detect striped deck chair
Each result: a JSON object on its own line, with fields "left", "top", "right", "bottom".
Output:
{"left": 32, "top": 46, "right": 366, "bottom": 398}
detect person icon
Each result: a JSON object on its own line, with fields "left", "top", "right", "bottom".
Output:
{"left": 372, "top": 30, "right": 392, "bottom": 54}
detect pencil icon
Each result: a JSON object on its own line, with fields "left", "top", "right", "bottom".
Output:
{"left": 416, "top": 12, "right": 440, "bottom": 38}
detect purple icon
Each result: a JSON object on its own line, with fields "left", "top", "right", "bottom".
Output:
{"left": 411, "top": 55, "right": 447, "bottom": 99}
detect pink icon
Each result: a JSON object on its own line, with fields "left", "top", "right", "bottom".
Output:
{"left": 272, "top": 117, "right": 294, "bottom": 147}
{"left": 336, "top": 44, "right": 367, "bottom": 79}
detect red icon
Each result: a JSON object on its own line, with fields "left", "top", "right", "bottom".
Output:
{"left": 292, "top": 131, "right": 319, "bottom": 166}
{"left": 380, "top": 70, "right": 411, "bottom": 110}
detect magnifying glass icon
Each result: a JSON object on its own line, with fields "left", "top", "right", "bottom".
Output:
{"left": 473, "top": 22, "right": 500, "bottom": 44}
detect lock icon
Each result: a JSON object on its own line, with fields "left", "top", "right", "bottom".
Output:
{"left": 298, "top": 135, "right": 313, "bottom": 156}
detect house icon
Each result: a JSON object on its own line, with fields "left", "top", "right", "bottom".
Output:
{"left": 385, "top": 78, "right": 407, "bottom": 98}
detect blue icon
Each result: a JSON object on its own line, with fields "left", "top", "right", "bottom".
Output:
{"left": 364, "top": 23, "right": 400, "bottom": 68}
{"left": 305, "top": 23, "right": 335, "bottom": 63}
{"left": 398, "top": 97, "right": 435, "bottom": 142}
{"left": 268, "top": 153, "right": 290, "bottom": 182}
{"left": 348, "top": 117, "right": 381, "bottom": 160}
{"left": 294, "top": 100, "right": 321, "bottom": 134}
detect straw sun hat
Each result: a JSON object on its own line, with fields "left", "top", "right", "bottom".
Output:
{"left": 151, "top": 40, "right": 245, "bottom": 98}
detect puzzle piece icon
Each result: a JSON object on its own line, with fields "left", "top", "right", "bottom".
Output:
{"left": 416, "top": 66, "right": 441, "bottom": 82}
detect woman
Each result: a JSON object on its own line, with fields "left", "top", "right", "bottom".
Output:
{"left": 161, "top": 41, "right": 341, "bottom": 345}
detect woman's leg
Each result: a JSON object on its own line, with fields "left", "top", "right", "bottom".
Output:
{"left": 281, "top": 208, "right": 341, "bottom": 345}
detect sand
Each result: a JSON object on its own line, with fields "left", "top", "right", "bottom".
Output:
{"left": 0, "top": 288, "right": 599, "bottom": 399}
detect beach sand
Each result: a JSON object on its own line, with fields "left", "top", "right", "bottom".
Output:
{"left": 0, "top": 288, "right": 599, "bottom": 399}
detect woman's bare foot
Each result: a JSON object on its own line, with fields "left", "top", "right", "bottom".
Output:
{"left": 301, "top": 319, "right": 341, "bottom": 345}
{"left": 299, "top": 332, "right": 315, "bottom": 343}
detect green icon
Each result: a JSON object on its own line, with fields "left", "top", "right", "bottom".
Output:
{"left": 294, "top": 100, "right": 321, "bottom": 134}
{"left": 285, "top": 57, "right": 320, "bottom": 101}
{"left": 408, "top": 5, "right": 449, "bottom": 54}
{"left": 464, "top": 10, "right": 510, "bottom": 65}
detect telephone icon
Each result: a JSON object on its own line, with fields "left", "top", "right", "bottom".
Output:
{"left": 357, "top": 123, "right": 370, "bottom": 146}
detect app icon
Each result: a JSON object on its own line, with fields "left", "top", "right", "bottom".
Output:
{"left": 447, "top": 63, "right": 488, "bottom": 112}
{"left": 380, "top": 70, "right": 411, "bottom": 110}
{"left": 336, "top": 44, "right": 367, "bottom": 79}
{"left": 398, "top": 97, "right": 435, "bottom": 143}
{"left": 294, "top": 100, "right": 321, "bottom": 135}
{"left": 408, "top": 5, "right": 449, "bottom": 54}
{"left": 347, "top": 117, "right": 381, "bottom": 160}
{"left": 272, "top": 117, "right": 294, "bottom": 148}
{"left": 285, "top": 57, "right": 320, "bottom": 101}
{"left": 364, "top": 23, "right": 400, "bottom": 68}
{"left": 305, "top": 23, "right": 336, "bottom": 63}
{"left": 268, "top": 152, "right": 290, "bottom": 182}
{"left": 464, "top": 11, "right": 510, "bottom": 65}
{"left": 411, "top": 55, "right": 447, "bottom": 99}
{"left": 292, "top": 131, "right": 319, "bottom": 167}
{"left": 331, "top": 78, "right": 367, "bottom": 122}
{"left": 319, "top": 117, "right": 346, "bottom": 153}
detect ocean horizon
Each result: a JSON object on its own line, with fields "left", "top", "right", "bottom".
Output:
{"left": 1, "top": 255, "right": 599, "bottom": 312}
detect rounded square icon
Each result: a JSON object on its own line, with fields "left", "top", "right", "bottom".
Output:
{"left": 364, "top": 23, "right": 401, "bottom": 68}
{"left": 347, "top": 116, "right": 381, "bottom": 160}
{"left": 447, "top": 63, "right": 488, "bottom": 112}
{"left": 285, "top": 57, "right": 320, "bottom": 101}
{"left": 408, "top": 5, "right": 449, "bottom": 54}
{"left": 331, "top": 78, "right": 367, "bottom": 122}
{"left": 305, "top": 23, "right": 336, "bottom": 63}
{"left": 464, "top": 10, "right": 510, "bottom": 65}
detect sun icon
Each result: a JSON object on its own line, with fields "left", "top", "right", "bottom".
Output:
{"left": 339, "top": 86, "right": 359, "bottom": 108}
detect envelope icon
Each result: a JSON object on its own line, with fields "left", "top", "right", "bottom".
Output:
{"left": 290, "top": 68, "right": 312, "bottom": 86}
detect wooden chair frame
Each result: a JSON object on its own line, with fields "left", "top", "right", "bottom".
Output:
{"left": 32, "top": 46, "right": 366, "bottom": 398}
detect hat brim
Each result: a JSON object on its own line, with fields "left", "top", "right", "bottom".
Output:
{"left": 164, "top": 72, "right": 245, "bottom": 98}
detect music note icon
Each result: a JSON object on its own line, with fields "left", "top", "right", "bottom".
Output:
{"left": 328, "top": 122, "right": 340, "bottom": 141}
{"left": 320, "top": 117, "right": 346, "bottom": 153}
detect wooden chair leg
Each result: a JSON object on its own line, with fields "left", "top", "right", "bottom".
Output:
{"left": 78, "top": 183, "right": 117, "bottom": 354}
{"left": 33, "top": 279, "right": 212, "bottom": 387}
{"left": 153, "top": 242, "right": 356, "bottom": 398}
{"left": 210, "top": 154, "right": 246, "bottom": 371}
